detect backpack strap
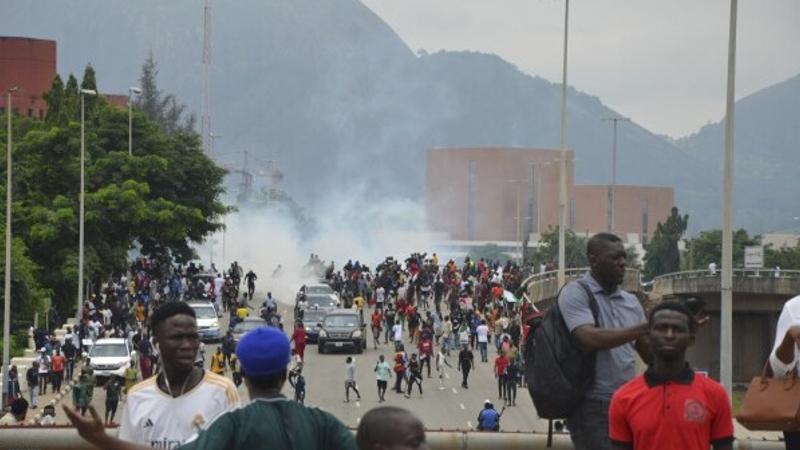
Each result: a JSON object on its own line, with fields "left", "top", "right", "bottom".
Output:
{"left": 574, "top": 279, "right": 600, "bottom": 327}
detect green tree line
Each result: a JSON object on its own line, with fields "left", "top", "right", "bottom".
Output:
{"left": 0, "top": 62, "right": 227, "bottom": 353}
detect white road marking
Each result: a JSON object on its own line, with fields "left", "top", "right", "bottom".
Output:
{"left": 357, "top": 417, "right": 361, "bottom": 424}
{"left": 444, "top": 372, "right": 450, "bottom": 379}
{"left": 459, "top": 403, "right": 465, "bottom": 410}
{"left": 467, "top": 420, "right": 473, "bottom": 429}
{"left": 452, "top": 387, "right": 458, "bottom": 394}
{"left": 356, "top": 401, "right": 361, "bottom": 408}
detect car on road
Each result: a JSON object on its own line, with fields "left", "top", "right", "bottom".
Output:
{"left": 295, "top": 293, "right": 338, "bottom": 320}
{"left": 317, "top": 309, "right": 366, "bottom": 354}
{"left": 88, "top": 338, "right": 136, "bottom": 382}
{"left": 188, "top": 301, "right": 222, "bottom": 343}
{"left": 299, "top": 308, "right": 328, "bottom": 344}
{"left": 298, "top": 283, "right": 339, "bottom": 304}
{"left": 230, "top": 317, "right": 269, "bottom": 345}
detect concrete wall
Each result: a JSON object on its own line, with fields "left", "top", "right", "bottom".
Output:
{"left": 0, "top": 36, "right": 56, "bottom": 119}
{"left": 426, "top": 147, "right": 571, "bottom": 241}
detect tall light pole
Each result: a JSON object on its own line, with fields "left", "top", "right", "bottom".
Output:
{"left": 2, "top": 86, "right": 18, "bottom": 394}
{"left": 557, "top": 0, "right": 570, "bottom": 287}
{"left": 128, "top": 87, "right": 142, "bottom": 157}
{"left": 209, "top": 132, "right": 222, "bottom": 158}
{"left": 601, "top": 116, "right": 630, "bottom": 234}
{"left": 720, "top": 0, "right": 738, "bottom": 399}
{"left": 78, "top": 89, "right": 97, "bottom": 318}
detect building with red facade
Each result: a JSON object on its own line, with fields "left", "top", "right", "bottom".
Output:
{"left": 0, "top": 37, "right": 57, "bottom": 119}
{"left": 426, "top": 147, "right": 674, "bottom": 245}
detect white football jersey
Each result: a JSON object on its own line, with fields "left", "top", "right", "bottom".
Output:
{"left": 118, "top": 371, "right": 239, "bottom": 448}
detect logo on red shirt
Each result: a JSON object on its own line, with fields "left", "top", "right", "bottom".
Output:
{"left": 683, "top": 399, "right": 707, "bottom": 423}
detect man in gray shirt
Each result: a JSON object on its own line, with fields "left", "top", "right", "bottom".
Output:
{"left": 557, "top": 232, "right": 650, "bottom": 450}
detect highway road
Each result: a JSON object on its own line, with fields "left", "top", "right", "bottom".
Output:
{"left": 42, "top": 293, "right": 552, "bottom": 434}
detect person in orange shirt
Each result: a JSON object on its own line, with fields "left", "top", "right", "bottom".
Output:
{"left": 50, "top": 348, "right": 66, "bottom": 391}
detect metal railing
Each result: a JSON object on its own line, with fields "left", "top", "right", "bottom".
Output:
{"left": 653, "top": 268, "right": 800, "bottom": 283}
{"left": 0, "top": 427, "right": 785, "bottom": 450}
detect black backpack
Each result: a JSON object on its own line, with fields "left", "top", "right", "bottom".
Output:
{"left": 527, "top": 279, "right": 599, "bottom": 419}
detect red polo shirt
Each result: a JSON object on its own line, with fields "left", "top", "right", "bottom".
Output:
{"left": 609, "top": 367, "right": 734, "bottom": 450}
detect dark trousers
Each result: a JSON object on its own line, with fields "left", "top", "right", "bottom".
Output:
{"left": 407, "top": 374, "right": 423, "bottom": 395}
{"left": 420, "top": 356, "right": 431, "bottom": 377}
{"left": 784, "top": 432, "right": 800, "bottom": 450}
{"left": 394, "top": 371, "right": 405, "bottom": 392}
{"left": 461, "top": 367, "right": 471, "bottom": 387}
{"left": 38, "top": 372, "right": 49, "bottom": 394}
{"left": 504, "top": 376, "right": 517, "bottom": 404}
{"left": 51, "top": 371, "right": 64, "bottom": 392}
{"left": 497, "top": 376, "right": 505, "bottom": 399}
{"left": 567, "top": 397, "right": 611, "bottom": 450}
{"left": 377, "top": 380, "right": 387, "bottom": 400}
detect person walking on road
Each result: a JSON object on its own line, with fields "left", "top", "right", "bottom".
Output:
{"left": 493, "top": 351, "right": 509, "bottom": 403}
{"left": 458, "top": 344, "right": 474, "bottom": 389}
{"left": 768, "top": 293, "right": 800, "bottom": 448}
{"left": 51, "top": 348, "right": 66, "bottom": 393}
{"left": 435, "top": 344, "right": 453, "bottom": 390}
{"left": 405, "top": 353, "right": 423, "bottom": 398}
{"left": 244, "top": 270, "right": 257, "bottom": 300}
{"left": 371, "top": 309, "right": 383, "bottom": 350}
{"left": 476, "top": 320, "right": 489, "bottom": 363}
{"left": 290, "top": 321, "right": 307, "bottom": 360}
{"left": 4, "top": 365, "right": 21, "bottom": 407}
{"left": 26, "top": 362, "right": 38, "bottom": 409}
{"left": 288, "top": 368, "right": 306, "bottom": 404}
{"left": 104, "top": 374, "right": 122, "bottom": 425}
{"left": 37, "top": 349, "right": 51, "bottom": 395}
{"left": 609, "top": 302, "right": 733, "bottom": 450}
{"left": 374, "top": 355, "right": 391, "bottom": 403}
{"left": 123, "top": 361, "right": 139, "bottom": 395}
{"left": 210, "top": 347, "right": 226, "bottom": 375}
{"left": 345, "top": 356, "right": 361, "bottom": 403}
{"left": 73, "top": 372, "right": 91, "bottom": 416}
{"left": 221, "top": 331, "right": 236, "bottom": 366}
{"left": 392, "top": 320, "right": 403, "bottom": 351}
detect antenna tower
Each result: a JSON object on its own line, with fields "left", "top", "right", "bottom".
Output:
{"left": 201, "top": 0, "right": 212, "bottom": 155}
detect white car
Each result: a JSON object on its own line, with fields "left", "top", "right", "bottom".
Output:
{"left": 188, "top": 301, "right": 222, "bottom": 343}
{"left": 88, "top": 338, "right": 136, "bottom": 380}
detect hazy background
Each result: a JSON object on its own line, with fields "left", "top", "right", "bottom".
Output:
{"left": 1, "top": 0, "right": 798, "bottom": 276}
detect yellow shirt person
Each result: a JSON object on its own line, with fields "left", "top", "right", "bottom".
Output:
{"left": 210, "top": 350, "right": 226, "bottom": 375}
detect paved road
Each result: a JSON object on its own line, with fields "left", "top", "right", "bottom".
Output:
{"left": 40, "top": 294, "right": 549, "bottom": 433}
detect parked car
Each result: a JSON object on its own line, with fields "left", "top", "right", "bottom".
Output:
{"left": 300, "top": 308, "right": 328, "bottom": 344}
{"left": 88, "top": 338, "right": 136, "bottom": 382}
{"left": 317, "top": 309, "right": 366, "bottom": 354}
{"left": 188, "top": 301, "right": 222, "bottom": 343}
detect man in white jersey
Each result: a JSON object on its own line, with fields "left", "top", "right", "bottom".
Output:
{"left": 118, "top": 302, "right": 239, "bottom": 448}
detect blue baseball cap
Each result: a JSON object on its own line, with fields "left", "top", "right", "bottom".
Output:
{"left": 236, "top": 327, "right": 290, "bottom": 377}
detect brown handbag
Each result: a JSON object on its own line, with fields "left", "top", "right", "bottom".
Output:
{"left": 737, "top": 362, "right": 800, "bottom": 431}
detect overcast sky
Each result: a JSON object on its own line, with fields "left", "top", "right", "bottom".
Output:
{"left": 361, "top": 0, "right": 800, "bottom": 138}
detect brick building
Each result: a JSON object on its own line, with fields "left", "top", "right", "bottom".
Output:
{"left": 0, "top": 36, "right": 57, "bottom": 119}
{"left": 426, "top": 147, "right": 674, "bottom": 244}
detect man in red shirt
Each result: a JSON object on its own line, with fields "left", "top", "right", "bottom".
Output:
{"left": 493, "top": 352, "right": 509, "bottom": 404}
{"left": 609, "top": 302, "right": 733, "bottom": 450}
{"left": 290, "top": 321, "right": 307, "bottom": 360}
{"left": 50, "top": 348, "right": 66, "bottom": 392}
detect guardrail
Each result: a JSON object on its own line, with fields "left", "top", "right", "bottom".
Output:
{"left": 0, "top": 427, "right": 785, "bottom": 450}
{"left": 653, "top": 268, "right": 800, "bottom": 282}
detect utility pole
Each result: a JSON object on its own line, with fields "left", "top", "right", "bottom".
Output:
{"left": 557, "top": 0, "right": 570, "bottom": 287}
{"left": 601, "top": 116, "right": 630, "bottom": 234}
{"left": 720, "top": 0, "right": 738, "bottom": 399}
{"left": 3, "top": 87, "right": 18, "bottom": 394}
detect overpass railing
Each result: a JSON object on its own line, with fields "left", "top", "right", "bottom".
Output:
{"left": 0, "top": 427, "right": 784, "bottom": 450}
{"left": 653, "top": 268, "right": 800, "bottom": 283}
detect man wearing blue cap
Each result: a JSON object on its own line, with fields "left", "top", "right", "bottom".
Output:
{"left": 64, "top": 326, "right": 357, "bottom": 450}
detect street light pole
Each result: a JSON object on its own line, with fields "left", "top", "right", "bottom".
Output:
{"left": 3, "top": 87, "right": 18, "bottom": 393}
{"left": 720, "top": 0, "right": 738, "bottom": 399}
{"left": 128, "top": 87, "right": 141, "bottom": 157}
{"left": 557, "top": 0, "right": 570, "bottom": 287}
{"left": 78, "top": 89, "right": 97, "bottom": 318}
{"left": 601, "top": 117, "right": 630, "bottom": 234}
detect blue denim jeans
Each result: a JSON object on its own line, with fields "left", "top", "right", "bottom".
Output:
{"left": 478, "top": 342, "right": 488, "bottom": 362}
{"left": 567, "top": 397, "right": 611, "bottom": 450}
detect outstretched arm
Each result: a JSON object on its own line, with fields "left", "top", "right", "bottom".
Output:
{"left": 63, "top": 405, "right": 151, "bottom": 450}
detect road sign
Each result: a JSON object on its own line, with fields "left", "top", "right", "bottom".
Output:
{"left": 744, "top": 245, "right": 764, "bottom": 269}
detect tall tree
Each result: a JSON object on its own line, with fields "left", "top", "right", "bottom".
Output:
{"left": 43, "top": 74, "right": 65, "bottom": 124}
{"left": 643, "top": 207, "right": 689, "bottom": 279}
{"left": 135, "top": 53, "right": 196, "bottom": 134}
{"left": 80, "top": 64, "right": 99, "bottom": 114}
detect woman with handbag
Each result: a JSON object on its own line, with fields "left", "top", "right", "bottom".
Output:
{"left": 766, "top": 294, "right": 800, "bottom": 449}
